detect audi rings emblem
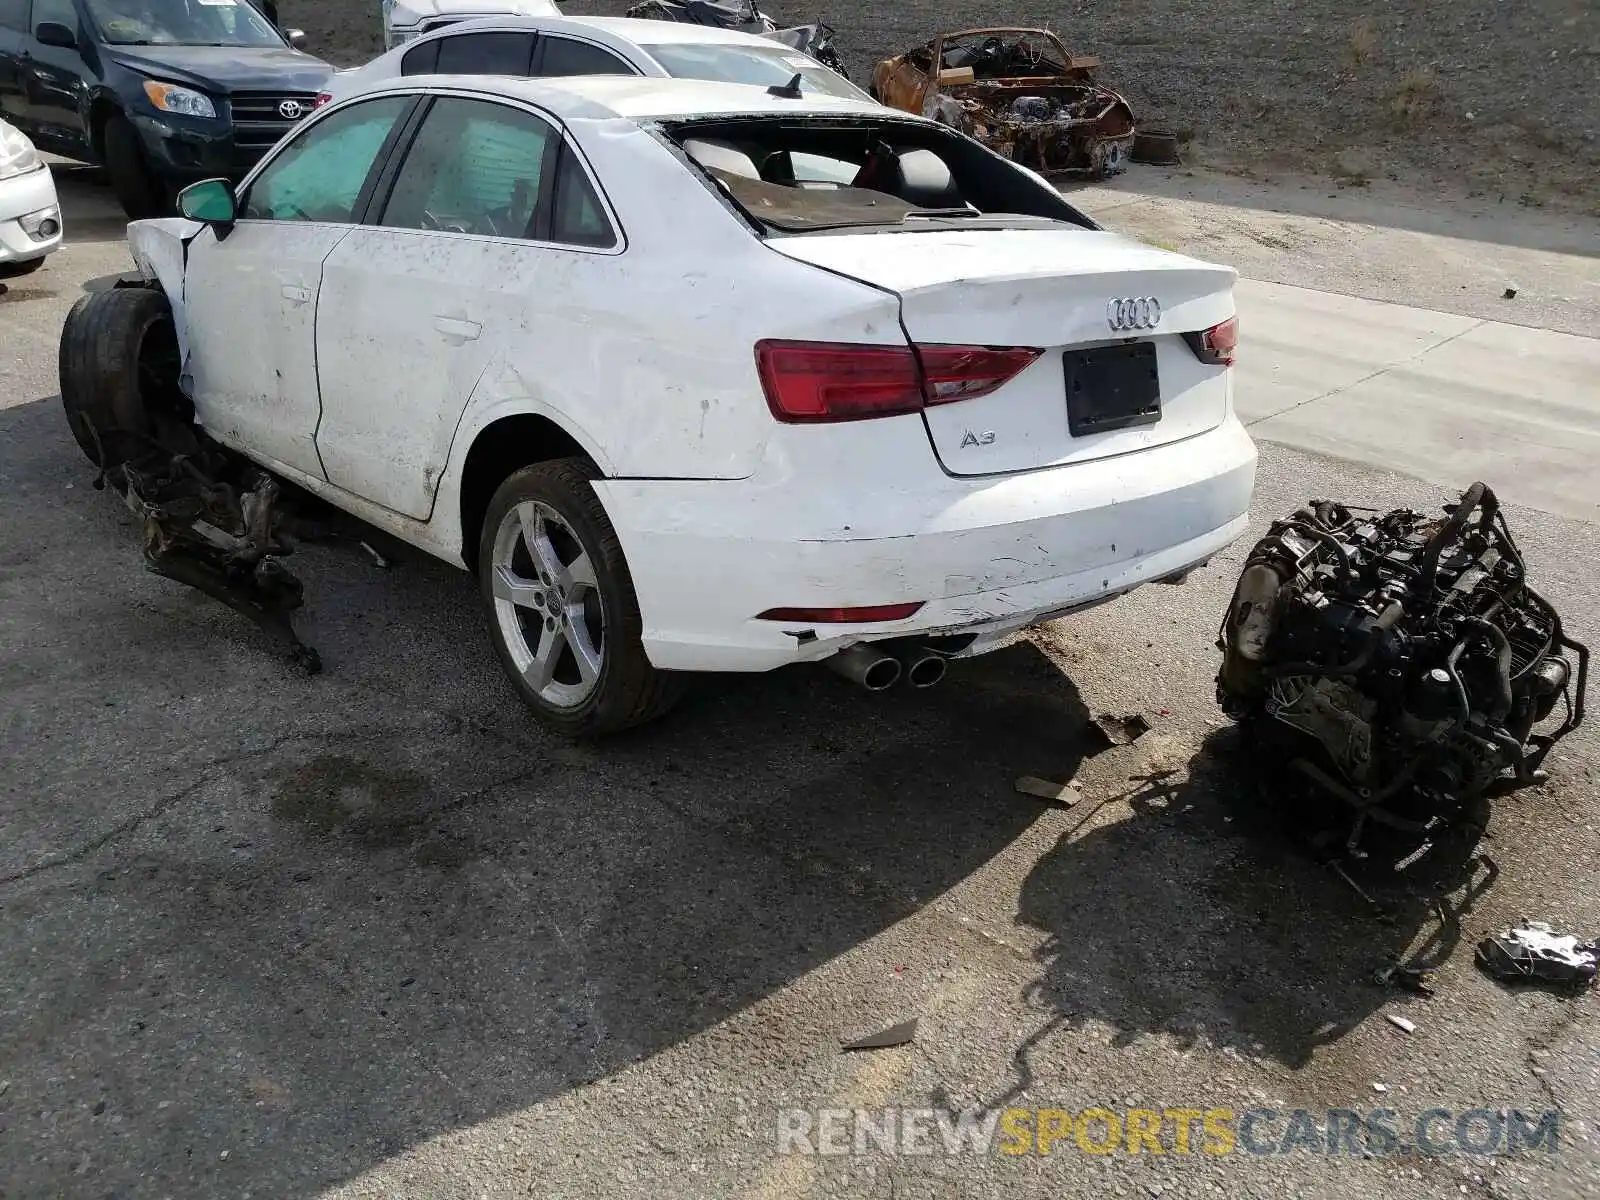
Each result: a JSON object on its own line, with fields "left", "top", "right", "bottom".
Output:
{"left": 1106, "top": 297, "right": 1162, "bottom": 331}
{"left": 279, "top": 99, "right": 306, "bottom": 119}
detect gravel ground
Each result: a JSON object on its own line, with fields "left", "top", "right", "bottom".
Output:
{"left": 279, "top": 0, "right": 1600, "bottom": 214}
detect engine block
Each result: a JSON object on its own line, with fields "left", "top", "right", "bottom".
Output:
{"left": 1216, "top": 483, "right": 1587, "bottom": 851}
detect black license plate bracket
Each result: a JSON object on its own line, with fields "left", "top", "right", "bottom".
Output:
{"left": 1065, "top": 342, "right": 1161, "bottom": 437}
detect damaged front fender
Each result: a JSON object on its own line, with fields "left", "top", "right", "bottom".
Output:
{"left": 126, "top": 217, "right": 205, "bottom": 373}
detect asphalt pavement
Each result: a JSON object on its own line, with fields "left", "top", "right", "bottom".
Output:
{"left": 1, "top": 164, "right": 1597, "bottom": 1200}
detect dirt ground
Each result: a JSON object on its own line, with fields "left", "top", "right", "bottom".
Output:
{"left": 278, "top": 0, "right": 1600, "bottom": 216}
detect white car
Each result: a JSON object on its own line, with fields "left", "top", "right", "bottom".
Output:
{"left": 327, "top": 15, "right": 871, "bottom": 105}
{"left": 383, "top": 0, "right": 561, "bottom": 48}
{"left": 61, "top": 74, "right": 1256, "bottom": 735}
{"left": 0, "top": 120, "right": 63, "bottom": 277}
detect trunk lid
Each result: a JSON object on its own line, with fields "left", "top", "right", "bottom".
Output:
{"left": 767, "top": 228, "right": 1236, "bottom": 475}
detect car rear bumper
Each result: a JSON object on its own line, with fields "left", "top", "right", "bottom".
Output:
{"left": 594, "top": 415, "right": 1258, "bottom": 672}
{"left": 0, "top": 165, "right": 63, "bottom": 265}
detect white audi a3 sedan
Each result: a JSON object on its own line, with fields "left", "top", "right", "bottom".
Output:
{"left": 60, "top": 74, "right": 1256, "bottom": 735}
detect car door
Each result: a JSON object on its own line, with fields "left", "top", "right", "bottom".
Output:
{"left": 17, "top": 0, "right": 90, "bottom": 153}
{"left": 182, "top": 93, "right": 415, "bottom": 477}
{"left": 314, "top": 94, "right": 615, "bottom": 520}
{"left": 879, "top": 40, "right": 935, "bottom": 114}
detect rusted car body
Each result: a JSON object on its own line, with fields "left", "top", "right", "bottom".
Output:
{"left": 870, "top": 28, "right": 1136, "bottom": 177}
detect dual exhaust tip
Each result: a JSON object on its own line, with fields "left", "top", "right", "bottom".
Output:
{"left": 825, "top": 642, "right": 948, "bottom": 692}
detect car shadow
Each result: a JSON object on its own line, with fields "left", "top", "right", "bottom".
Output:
{"left": 0, "top": 394, "right": 1097, "bottom": 1198}
{"left": 997, "top": 723, "right": 1497, "bottom": 1099}
{"left": 47, "top": 160, "right": 132, "bottom": 244}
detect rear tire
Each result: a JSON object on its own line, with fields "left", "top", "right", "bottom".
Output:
{"left": 103, "top": 114, "right": 170, "bottom": 220}
{"left": 59, "top": 286, "right": 182, "bottom": 469}
{"left": 478, "top": 457, "right": 682, "bottom": 736}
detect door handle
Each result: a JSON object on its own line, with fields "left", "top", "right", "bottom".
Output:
{"left": 280, "top": 284, "right": 312, "bottom": 306}
{"left": 434, "top": 316, "right": 482, "bottom": 342}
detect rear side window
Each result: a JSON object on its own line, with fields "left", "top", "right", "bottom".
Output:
{"left": 378, "top": 97, "right": 556, "bottom": 238}
{"left": 537, "top": 37, "right": 633, "bottom": 77}
{"left": 551, "top": 145, "right": 616, "bottom": 249}
{"left": 399, "top": 39, "right": 439, "bottom": 75}
{"left": 431, "top": 31, "right": 535, "bottom": 76}
{"left": 242, "top": 96, "right": 411, "bottom": 223}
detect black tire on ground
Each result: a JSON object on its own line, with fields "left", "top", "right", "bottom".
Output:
{"left": 102, "top": 113, "right": 170, "bottom": 219}
{"left": 0, "top": 255, "right": 46, "bottom": 278}
{"left": 478, "top": 458, "right": 683, "bottom": 736}
{"left": 58, "top": 285, "right": 180, "bottom": 468}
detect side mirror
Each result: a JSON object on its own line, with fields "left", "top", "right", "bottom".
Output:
{"left": 286, "top": 28, "right": 308, "bottom": 50}
{"left": 177, "top": 178, "right": 237, "bottom": 225}
{"left": 34, "top": 21, "right": 78, "bottom": 49}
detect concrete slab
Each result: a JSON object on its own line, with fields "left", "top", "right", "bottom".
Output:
{"left": 1239, "top": 284, "right": 1600, "bottom": 520}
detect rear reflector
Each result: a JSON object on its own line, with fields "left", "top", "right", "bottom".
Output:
{"left": 758, "top": 603, "right": 925, "bottom": 623}
{"left": 756, "top": 340, "right": 1040, "bottom": 423}
{"left": 1184, "top": 316, "right": 1238, "bottom": 367}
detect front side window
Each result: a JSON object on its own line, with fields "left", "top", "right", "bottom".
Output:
{"left": 84, "top": 0, "right": 283, "bottom": 47}
{"left": 242, "top": 96, "right": 410, "bottom": 223}
{"left": 537, "top": 36, "right": 632, "bottom": 77}
{"left": 30, "top": 0, "right": 78, "bottom": 31}
{"left": 378, "top": 97, "right": 554, "bottom": 239}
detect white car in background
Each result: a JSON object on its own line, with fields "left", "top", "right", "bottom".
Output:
{"left": 383, "top": 0, "right": 561, "bottom": 48}
{"left": 327, "top": 15, "right": 872, "bottom": 105}
{"left": 61, "top": 74, "right": 1255, "bottom": 735}
{"left": 0, "top": 120, "right": 63, "bottom": 278}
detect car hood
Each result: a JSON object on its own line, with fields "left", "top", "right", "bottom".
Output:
{"left": 106, "top": 45, "right": 333, "bottom": 95}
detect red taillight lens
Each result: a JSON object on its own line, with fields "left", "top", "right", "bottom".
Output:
{"left": 755, "top": 340, "right": 1041, "bottom": 423}
{"left": 756, "top": 341, "right": 923, "bottom": 422}
{"left": 757, "top": 603, "right": 925, "bottom": 623}
{"left": 1186, "top": 316, "right": 1238, "bottom": 367}
{"left": 918, "top": 345, "right": 1043, "bottom": 405}
{"left": 315, "top": 92, "right": 333, "bottom": 107}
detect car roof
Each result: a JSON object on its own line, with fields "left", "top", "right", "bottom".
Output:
{"left": 347, "top": 73, "right": 895, "bottom": 124}
{"left": 394, "top": 15, "right": 803, "bottom": 51}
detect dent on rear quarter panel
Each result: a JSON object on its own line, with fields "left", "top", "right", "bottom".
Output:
{"left": 127, "top": 218, "right": 203, "bottom": 365}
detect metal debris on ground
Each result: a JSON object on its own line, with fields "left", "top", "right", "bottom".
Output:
{"left": 1013, "top": 776, "right": 1081, "bottom": 806}
{"left": 1131, "top": 130, "right": 1182, "bottom": 165}
{"left": 1215, "top": 482, "right": 1588, "bottom": 860}
{"left": 872, "top": 29, "right": 1137, "bottom": 177}
{"left": 1386, "top": 1013, "right": 1418, "bottom": 1034}
{"left": 1475, "top": 921, "right": 1599, "bottom": 988}
{"left": 841, "top": 1018, "right": 919, "bottom": 1052}
{"left": 1373, "top": 960, "right": 1437, "bottom": 997}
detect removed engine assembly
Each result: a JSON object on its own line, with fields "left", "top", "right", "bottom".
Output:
{"left": 1217, "top": 483, "right": 1587, "bottom": 856}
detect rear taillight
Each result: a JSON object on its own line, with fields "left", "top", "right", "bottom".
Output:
{"left": 314, "top": 92, "right": 333, "bottom": 107}
{"left": 755, "top": 340, "right": 1040, "bottom": 424}
{"left": 1185, "top": 316, "right": 1238, "bottom": 367}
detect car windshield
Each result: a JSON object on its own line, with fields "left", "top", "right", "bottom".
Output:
{"left": 665, "top": 116, "right": 1096, "bottom": 235}
{"left": 85, "top": 0, "right": 284, "bottom": 47}
{"left": 645, "top": 43, "right": 865, "bottom": 100}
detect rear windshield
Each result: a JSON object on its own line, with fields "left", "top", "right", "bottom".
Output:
{"left": 645, "top": 44, "right": 864, "bottom": 100}
{"left": 662, "top": 116, "right": 1097, "bottom": 235}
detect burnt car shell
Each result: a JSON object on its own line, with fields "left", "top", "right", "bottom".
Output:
{"left": 870, "top": 28, "right": 1135, "bottom": 177}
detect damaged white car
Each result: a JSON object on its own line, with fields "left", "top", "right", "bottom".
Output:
{"left": 59, "top": 74, "right": 1256, "bottom": 735}
{"left": 382, "top": 0, "right": 561, "bottom": 48}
